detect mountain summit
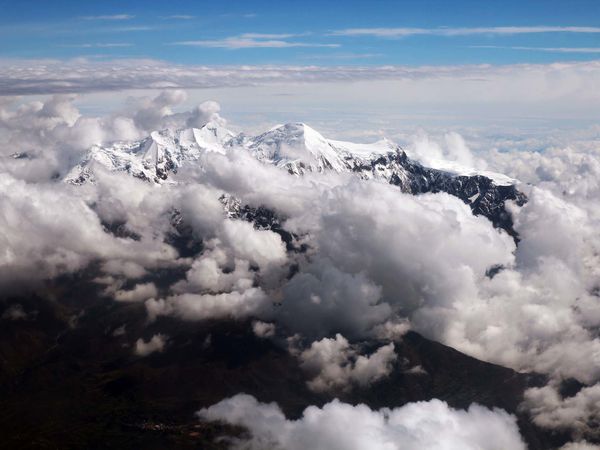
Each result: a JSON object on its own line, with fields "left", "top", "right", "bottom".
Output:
{"left": 64, "top": 121, "right": 235, "bottom": 184}
{"left": 241, "top": 122, "right": 353, "bottom": 173}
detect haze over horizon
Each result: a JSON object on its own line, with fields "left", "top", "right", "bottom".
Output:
{"left": 2, "top": 0, "right": 600, "bottom": 138}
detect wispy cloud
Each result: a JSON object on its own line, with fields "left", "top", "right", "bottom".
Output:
{"left": 172, "top": 34, "right": 339, "bottom": 49}
{"left": 80, "top": 14, "right": 134, "bottom": 21}
{"left": 300, "top": 52, "right": 383, "bottom": 60}
{"left": 219, "top": 13, "right": 258, "bottom": 19}
{"left": 105, "top": 26, "right": 155, "bottom": 32}
{"left": 2, "top": 57, "right": 600, "bottom": 96}
{"left": 471, "top": 45, "right": 600, "bottom": 54}
{"left": 240, "top": 33, "right": 300, "bottom": 39}
{"left": 331, "top": 26, "right": 600, "bottom": 37}
{"left": 60, "top": 43, "right": 133, "bottom": 48}
{"left": 161, "top": 15, "right": 195, "bottom": 20}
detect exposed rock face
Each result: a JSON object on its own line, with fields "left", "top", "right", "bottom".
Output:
{"left": 351, "top": 150, "right": 527, "bottom": 238}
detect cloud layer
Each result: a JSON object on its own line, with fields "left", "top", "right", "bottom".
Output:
{"left": 1, "top": 91, "right": 600, "bottom": 445}
{"left": 197, "top": 394, "right": 526, "bottom": 450}
{"left": 2, "top": 58, "right": 600, "bottom": 101}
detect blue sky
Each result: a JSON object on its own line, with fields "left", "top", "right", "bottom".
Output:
{"left": 1, "top": 0, "right": 600, "bottom": 66}
{"left": 1, "top": 0, "right": 599, "bottom": 139}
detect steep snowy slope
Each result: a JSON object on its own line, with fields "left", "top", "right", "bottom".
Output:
{"left": 65, "top": 121, "right": 234, "bottom": 184}
{"left": 240, "top": 123, "right": 352, "bottom": 174}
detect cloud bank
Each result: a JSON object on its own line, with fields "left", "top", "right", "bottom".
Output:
{"left": 2, "top": 58, "right": 600, "bottom": 101}
{"left": 1, "top": 90, "right": 600, "bottom": 445}
{"left": 197, "top": 394, "right": 526, "bottom": 450}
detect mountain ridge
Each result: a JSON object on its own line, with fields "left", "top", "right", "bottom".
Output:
{"left": 65, "top": 122, "right": 526, "bottom": 238}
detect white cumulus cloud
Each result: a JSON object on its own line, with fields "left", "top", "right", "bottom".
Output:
{"left": 197, "top": 394, "right": 526, "bottom": 450}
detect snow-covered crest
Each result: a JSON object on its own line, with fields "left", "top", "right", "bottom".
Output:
{"left": 64, "top": 120, "right": 525, "bottom": 238}
{"left": 65, "top": 120, "right": 513, "bottom": 187}
{"left": 65, "top": 121, "right": 235, "bottom": 184}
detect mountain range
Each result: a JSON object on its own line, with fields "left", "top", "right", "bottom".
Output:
{"left": 1, "top": 121, "right": 579, "bottom": 450}
{"left": 65, "top": 121, "right": 526, "bottom": 238}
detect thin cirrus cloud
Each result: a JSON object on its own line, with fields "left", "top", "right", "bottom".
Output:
{"left": 172, "top": 33, "right": 340, "bottom": 49}
{"left": 331, "top": 25, "right": 600, "bottom": 37}
{"left": 240, "top": 33, "right": 300, "bottom": 39}
{"left": 471, "top": 45, "right": 600, "bottom": 53}
{"left": 60, "top": 43, "right": 133, "bottom": 48}
{"left": 104, "top": 26, "right": 155, "bottom": 32}
{"left": 160, "top": 15, "right": 196, "bottom": 20}
{"left": 300, "top": 52, "right": 383, "bottom": 60}
{"left": 80, "top": 14, "right": 135, "bottom": 21}
{"left": 2, "top": 58, "right": 600, "bottom": 96}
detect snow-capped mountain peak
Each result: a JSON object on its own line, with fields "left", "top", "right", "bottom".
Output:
{"left": 64, "top": 121, "right": 526, "bottom": 238}
{"left": 188, "top": 121, "right": 236, "bottom": 153}
{"left": 243, "top": 122, "right": 349, "bottom": 173}
{"left": 328, "top": 137, "right": 398, "bottom": 158}
{"left": 65, "top": 121, "right": 235, "bottom": 184}
{"left": 142, "top": 121, "right": 234, "bottom": 162}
